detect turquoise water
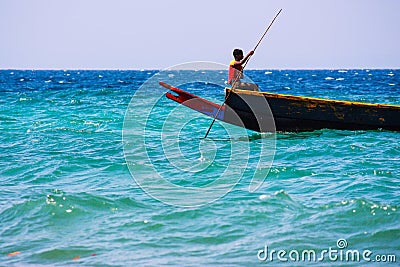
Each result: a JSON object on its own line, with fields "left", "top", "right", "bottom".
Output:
{"left": 0, "top": 69, "right": 399, "bottom": 266}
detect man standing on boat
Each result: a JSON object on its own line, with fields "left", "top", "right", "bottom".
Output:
{"left": 228, "top": 49, "right": 259, "bottom": 91}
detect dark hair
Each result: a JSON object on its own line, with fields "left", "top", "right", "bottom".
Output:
{"left": 233, "top": 49, "right": 243, "bottom": 57}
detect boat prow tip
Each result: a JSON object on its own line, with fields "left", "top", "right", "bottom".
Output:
{"left": 159, "top": 81, "right": 172, "bottom": 89}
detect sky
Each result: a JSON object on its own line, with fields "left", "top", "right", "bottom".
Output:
{"left": 1, "top": 0, "right": 399, "bottom": 70}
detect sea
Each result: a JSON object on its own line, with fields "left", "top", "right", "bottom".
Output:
{"left": 0, "top": 69, "right": 399, "bottom": 266}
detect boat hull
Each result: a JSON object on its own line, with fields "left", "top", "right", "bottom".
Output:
{"left": 225, "top": 89, "right": 400, "bottom": 132}
{"left": 161, "top": 82, "right": 400, "bottom": 132}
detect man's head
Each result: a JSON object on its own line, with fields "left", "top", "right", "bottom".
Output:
{"left": 233, "top": 49, "right": 244, "bottom": 61}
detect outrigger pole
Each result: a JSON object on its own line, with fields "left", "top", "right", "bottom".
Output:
{"left": 204, "top": 9, "right": 282, "bottom": 139}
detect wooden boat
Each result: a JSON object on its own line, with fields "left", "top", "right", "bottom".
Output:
{"left": 160, "top": 82, "right": 400, "bottom": 132}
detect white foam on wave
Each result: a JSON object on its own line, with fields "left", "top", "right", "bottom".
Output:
{"left": 336, "top": 78, "right": 345, "bottom": 81}
{"left": 338, "top": 70, "right": 347, "bottom": 73}
{"left": 265, "top": 71, "right": 272, "bottom": 74}
{"left": 325, "top": 77, "right": 335, "bottom": 80}
{"left": 84, "top": 121, "right": 100, "bottom": 127}
{"left": 388, "top": 73, "right": 394, "bottom": 76}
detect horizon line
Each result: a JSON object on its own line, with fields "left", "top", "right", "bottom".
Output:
{"left": 1, "top": 67, "right": 399, "bottom": 71}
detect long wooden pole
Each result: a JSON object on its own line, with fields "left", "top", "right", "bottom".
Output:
{"left": 204, "top": 9, "right": 282, "bottom": 139}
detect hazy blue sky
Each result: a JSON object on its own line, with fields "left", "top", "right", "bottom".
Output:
{"left": 1, "top": 0, "right": 399, "bottom": 69}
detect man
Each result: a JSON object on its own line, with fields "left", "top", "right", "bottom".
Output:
{"left": 228, "top": 49, "right": 259, "bottom": 91}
